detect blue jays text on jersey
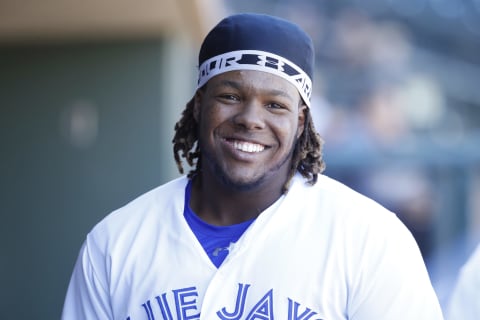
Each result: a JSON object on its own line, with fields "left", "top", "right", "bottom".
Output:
{"left": 127, "top": 283, "right": 323, "bottom": 320}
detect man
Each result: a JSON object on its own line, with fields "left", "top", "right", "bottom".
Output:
{"left": 62, "top": 13, "right": 443, "bottom": 319}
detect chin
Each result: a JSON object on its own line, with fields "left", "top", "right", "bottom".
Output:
{"left": 219, "top": 172, "right": 265, "bottom": 192}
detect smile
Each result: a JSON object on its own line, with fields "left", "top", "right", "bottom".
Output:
{"left": 232, "top": 140, "right": 265, "bottom": 153}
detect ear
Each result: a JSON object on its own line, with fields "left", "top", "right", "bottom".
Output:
{"left": 193, "top": 90, "right": 203, "bottom": 122}
{"left": 297, "top": 104, "right": 307, "bottom": 139}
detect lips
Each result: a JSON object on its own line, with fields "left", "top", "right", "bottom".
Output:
{"left": 233, "top": 140, "right": 265, "bottom": 153}
{"left": 225, "top": 138, "right": 267, "bottom": 153}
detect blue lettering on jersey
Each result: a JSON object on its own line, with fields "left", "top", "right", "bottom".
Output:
{"left": 287, "top": 299, "right": 321, "bottom": 320}
{"left": 173, "top": 287, "right": 201, "bottom": 320}
{"left": 155, "top": 293, "right": 173, "bottom": 319}
{"left": 141, "top": 300, "right": 155, "bottom": 320}
{"left": 133, "top": 287, "right": 200, "bottom": 320}
{"left": 128, "top": 283, "right": 323, "bottom": 320}
{"left": 217, "top": 283, "right": 251, "bottom": 319}
{"left": 245, "top": 289, "right": 274, "bottom": 320}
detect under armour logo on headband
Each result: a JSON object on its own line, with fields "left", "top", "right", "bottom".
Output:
{"left": 257, "top": 55, "right": 285, "bottom": 72}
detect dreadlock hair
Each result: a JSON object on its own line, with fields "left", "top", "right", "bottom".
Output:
{"left": 172, "top": 95, "right": 326, "bottom": 193}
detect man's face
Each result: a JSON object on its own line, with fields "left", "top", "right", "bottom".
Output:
{"left": 194, "top": 70, "right": 306, "bottom": 191}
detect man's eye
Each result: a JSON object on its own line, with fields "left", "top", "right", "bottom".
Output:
{"left": 219, "top": 94, "right": 239, "bottom": 101}
{"left": 267, "top": 103, "right": 284, "bottom": 109}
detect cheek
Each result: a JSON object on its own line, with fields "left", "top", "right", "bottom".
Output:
{"left": 205, "top": 104, "right": 236, "bottom": 129}
{"left": 274, "top": 120, "right": 299, "bottom": 147}
{"left": 202, "top": 107, "right": 221, "bottom": 130}
{"left": 198, "top": 105, "right": 226, "bottom": 141}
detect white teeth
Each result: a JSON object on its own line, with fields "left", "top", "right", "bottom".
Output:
{"left": 233, "top": 141, "right": 265, "bottom": 153}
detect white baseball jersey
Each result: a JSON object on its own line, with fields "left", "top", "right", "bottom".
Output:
{"left": 62, "top": 174, "right": 443, "bottom": 319}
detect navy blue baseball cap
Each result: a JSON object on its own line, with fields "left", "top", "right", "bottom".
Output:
{"left": 197, "top": 13, "right": 314, "bottom": 107}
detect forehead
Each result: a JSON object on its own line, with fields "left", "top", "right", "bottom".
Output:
{"left": 207, "top": 70, "right": 300, "bottom": 99}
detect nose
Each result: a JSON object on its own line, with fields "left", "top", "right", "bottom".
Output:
{"left": 232, "top": 99, "right": 265, "bottom": 130}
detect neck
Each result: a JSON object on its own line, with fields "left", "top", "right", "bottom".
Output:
{"left": 189, "top": 172, "right": 286, "bottom": 226}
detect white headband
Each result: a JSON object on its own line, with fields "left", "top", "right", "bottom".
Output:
{"left": 197, "top": 50, "right": 313, "bottom": 108}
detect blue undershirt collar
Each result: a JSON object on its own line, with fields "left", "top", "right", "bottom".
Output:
{"left": 183, "top": 180, "right": 255, "bottom": 268}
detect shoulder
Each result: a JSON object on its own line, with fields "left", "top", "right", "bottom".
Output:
{"left": 100, "top": 175, "right": 187, "bottom": 226}
{"left": 290, "top": 175, "right": 442, "bottom": 318}
{"left": 291, "top": 173, "right": 399, "bottom": 223}
{"left": 289, "top": 173, "right": 417, "bottom": 258}
{"left": 86, "top": 176, "right": 189, "bottom": 253}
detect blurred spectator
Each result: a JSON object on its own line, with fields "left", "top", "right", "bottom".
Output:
{"left": 446, "top": 243, "right": 480, "bottom": 319}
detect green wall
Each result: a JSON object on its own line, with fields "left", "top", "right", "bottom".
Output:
{"left": 0, "top": 40, "right": 190, "bottom": 318}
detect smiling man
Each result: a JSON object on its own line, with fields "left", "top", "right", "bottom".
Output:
{"left": 62, "top": 13, "right": 444, "bottom": 319}
{"left": 190, "top": 70, "right": 306, "bottom": 225}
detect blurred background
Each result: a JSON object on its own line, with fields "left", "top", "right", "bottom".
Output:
{"left": 1, "top": 0, "right": 479, "bottom": 318}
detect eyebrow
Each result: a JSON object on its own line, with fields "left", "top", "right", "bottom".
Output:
{"left": 217, "top": 80, "right": 242, "bottom": 90}
{"left": 216, "top": 79, "right": 296, "bottom": 101}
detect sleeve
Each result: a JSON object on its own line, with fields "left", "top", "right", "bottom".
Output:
{"left": 61, "top": 236, "right": 113, "bottom": 320}
{"left": 348, "top": 213, "right": 444, "bottom": 320}
{"left": 446, "top": 244, "right": 480, "bottom": 320}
